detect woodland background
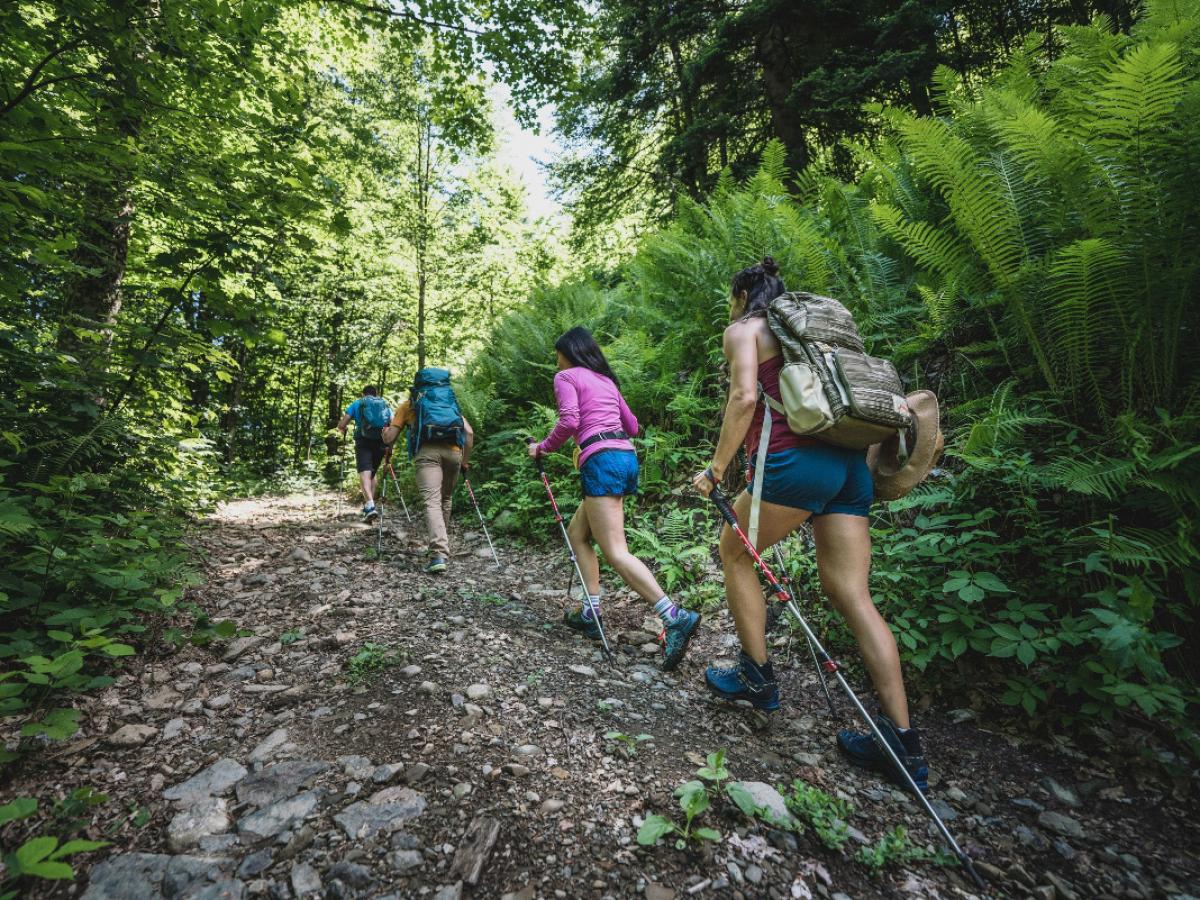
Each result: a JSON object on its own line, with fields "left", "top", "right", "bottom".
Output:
{"left": 2, "top": 0, "right": 1197, "bottom": 840}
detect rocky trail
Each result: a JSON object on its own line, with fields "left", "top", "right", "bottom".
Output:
{"left": 11, "top": 493, "right": 1199, "bottom": 900}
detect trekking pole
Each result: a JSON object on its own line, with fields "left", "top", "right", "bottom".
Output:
{"left": 523, "top": 438, "right": 614, "bottom": 662}
{"left": 772, "top": 544, "right": 838, "bottom": 719}
{"left": 706, "top": 485, "right": 985, "bottom": 890}
{"left": 384, "top": 458, "right": 413, "bottom": 524}
{"left": 462, "top": 469, "right": 501, "bottom": 568}
{"left": 336, "top": 436, "right": 346, "bottom": 520}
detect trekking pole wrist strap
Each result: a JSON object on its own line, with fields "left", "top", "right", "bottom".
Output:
{"left": 702, "top": 467, "right": 719, "bottom": 486}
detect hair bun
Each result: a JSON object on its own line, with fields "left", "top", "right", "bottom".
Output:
{"left": 760, "top": 256, "right": 780, "bottom": 277}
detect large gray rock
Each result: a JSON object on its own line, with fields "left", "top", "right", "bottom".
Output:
{"left": 235, "top": 760, "right": 328, "bottom": 808}
{"left": 82, "top": 852, "right": 242, "bottom": 900}
{"left": 164, "top": 759, "right": 248, "bottom": 802}
{"left": 238, "top": 790, "right": 320, "bottom": 839}
{"left": 106, "top": 724, "right": 158, "bottom": 747}
{"left": 291, "top": 862, "right": 322, "bottom": 896}
{"left": 334, "top": 787, "right": 427, "bottom": 840}
{"left": 167, "top": 798, "right": 231, "bottom": 852}
{"left": 730, "top": 781, "right": 793, "bottom": 827}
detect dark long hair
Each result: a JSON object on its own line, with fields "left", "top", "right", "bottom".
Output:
{"left": 731, "top": 256, "right": 785, "bottom": 319}
{"left": 555, "top": 326, "right": 620, "bottom": 388}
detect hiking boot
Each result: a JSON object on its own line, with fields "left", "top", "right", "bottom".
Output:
{"left": 563, "top": 607, "right": 602, "bottom": 641}
{"left": 423, "top": 557, "right": 447, "bottom": 575}
{"left": 660, "top": 609, "right": 701, "bottom": 671}
{"left": 704, "top": 651, "right": 780, "bottom": 712}
{"left": 837, "top": 712, "right": 929, "bottom": 795}
{"left": 361, "top": 503, "right": 378, "bottom": 522}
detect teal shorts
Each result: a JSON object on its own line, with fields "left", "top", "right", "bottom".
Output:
{"left": 748, "top": 444, "right": 872, "bottom": 517}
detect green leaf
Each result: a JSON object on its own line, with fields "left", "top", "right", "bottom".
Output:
{"left": 14, "top": 835, "right": 57, "bottom": 868}
{"left": 102, "top": 643, "right": 136, "bottom": 657}
{"left": 958, "top": 583, "right": 986, "bottom": 603}
{"left": 725, "top": 782, "right": 758, "bottom": 818}
{"left": 48, "top": 839, "right": 109, "bottom": 860}
{"left": 973, "top": 572, "right": 1011, "bottom": 593}
{"left": 636, "top": 815, "right": 675, "bottom": 845}
{"left": 693, "top": 827, "right": 721, "bottom": 841}
{"left": 1016, "top": 642, "right": 1036, "bottom": 666}
{"left": 0, "top": 797, "right": 37, "bottom": 824}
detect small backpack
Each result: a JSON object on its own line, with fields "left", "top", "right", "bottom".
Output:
{"left": 356, "top": 396, "right": 392, "bottom": 441}
{"left": 406, "top": 367, "right": 465, "bottom": 459}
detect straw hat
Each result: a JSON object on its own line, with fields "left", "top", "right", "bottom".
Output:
{"left": 866, "top": 390, "right": 944, "bottom": 501}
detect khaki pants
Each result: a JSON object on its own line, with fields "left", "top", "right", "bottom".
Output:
{"left": 414, "top": 442, "right": 461, "bottom": 558}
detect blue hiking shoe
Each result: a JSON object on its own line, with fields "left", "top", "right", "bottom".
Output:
{"left": 361, "top": 503, "right": 378, "bottom": 522}
{"left": 563, "top": 607, "right": 602, "bottom": 641}
{"left": 704, "top": 651, "right": 780, "bottom": 712}
{"left": 423, "top": 556, "right": 447, "bottom": 575}
{"left": 659, "top": 610, "right": 700, "bottom": 672}
{"left": 837, "top": 712, "right": 929, "bottom": 795}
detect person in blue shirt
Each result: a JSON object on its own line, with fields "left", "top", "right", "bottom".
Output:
{"left": 337, "top": 385, "right": 391, "bottom": 521}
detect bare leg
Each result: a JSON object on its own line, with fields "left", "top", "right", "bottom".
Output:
{"left": 565, "top": 503, "right": 601, "bottom": 596}
{"left": 813, "top": 513, "right": 910, "bottom": 728}
{"left": 359, "top": 469, "right": 376, "bottom": 504}
{"left": 585, "top": 495, "right": 668, "bottom": 603}
{"left": 718, "top": 491, "right": 811, "bottom": 664}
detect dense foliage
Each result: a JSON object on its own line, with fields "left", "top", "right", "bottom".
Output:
{"left": 0, "top": 0, "right": 571, "bottom": 777}
{"left": 466, "top": 4, "right": 1200, "bottom": 751}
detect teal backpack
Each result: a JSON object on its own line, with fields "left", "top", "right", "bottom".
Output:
{"left": 357, "top": 396, "right": 392, "bottom": 441}
{"left": 407, "top": 368, "right": 465, "bottom": 458}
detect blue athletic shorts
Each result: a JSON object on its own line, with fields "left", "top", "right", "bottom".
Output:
{"left": 748, "top": 444, "right": 873, "bottom": 517}
{"left": 580, "top": 450, "right": 639, "bottom": 497}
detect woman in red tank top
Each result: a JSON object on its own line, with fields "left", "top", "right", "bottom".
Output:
{"left": 690, "top": 257, "right": 930, "bottom": 795}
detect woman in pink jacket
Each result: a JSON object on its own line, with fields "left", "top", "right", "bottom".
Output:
{"left": 528, "top": 327, "right": 701, "bottom": 670}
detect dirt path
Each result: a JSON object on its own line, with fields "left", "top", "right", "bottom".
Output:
{"left": 13, "top": 492, "right": 1199, "bottom": 900}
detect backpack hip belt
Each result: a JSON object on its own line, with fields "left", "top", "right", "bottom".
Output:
{"left": 578, "top": 430, "right": 628, "bottom": 451}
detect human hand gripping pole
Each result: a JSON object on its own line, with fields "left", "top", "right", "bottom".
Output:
{"left": 523, "top": 437, "right": 615, "bottom": 662}
{"left": 705, "top": 484, "right": 986, "bottom": 891}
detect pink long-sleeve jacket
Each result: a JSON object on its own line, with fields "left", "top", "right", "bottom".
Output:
{"left": 535, "top": 367, "right": 639, "bottom": 467}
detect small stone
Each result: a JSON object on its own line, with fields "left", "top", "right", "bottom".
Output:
{"left": 1042, "top": 777, "right": 1081, "bottom": 809}
{"left": 567, "top": 665, "right": 597, "bottom": 678}
{"left": 339, "top": 755, "right": 375, "bottom": 779}
{"left": 1038, "top": 810, "right": 1085, "bottom": 840}
{"left": 373, "top": 763, "right": 404, "bottom": 783}
{"left": 237, "top": 849, "right": 273, "bottom": 878}
{"left": 204, "top": 693, "right": 233, "bottom": 710}
{"left": 223, "top": 635, "right": 265, "bottom": 662}
{"left": 419, "top": 681, "right": 437, "bottom": 695}
{"left": 162, "top": 718, "right": 186, "bottom": 741}
{"left": 236, "top": 760, "right": 329, "bottom": 808}
{"left": 405, "top": 763, "right": 431, "bottom": 783}
{"left": 466, "top": 684, "right": 490, "bottom": 701}
{"left": 453, "top": 782, "right": 473, "bottom": 799}
{"left": 164, "top": 758, "right": 247, "bottom": 802}
{"left": 248, "top": 727, "right": 289, "bottom": 764}
{"left": 106, "top": 724, "right": 158, "bottom": 747}
{"left": 166, "top": 798, "right": 230, "bottom": 852}
{"left": 401, "top": 665, "right": 422, "bottom": 678}
{"left": 238, "top": 790, "right": 320, "bottom": 838}
{"left": 433, "top": 883, "right": 463, "bottom": 900}
{"left": 745, "top": 865, "right": 763, "bottom": 885}
{"left": 389, "top": 849, "right": 424, "bottom": 872}
{"left": 334, "top": 788, "right": 427, "bottom": 839}
{"left": 291, "top": 862, "right": 322, "bottom": 896}
{"left": 514, "top": 744, "right": 540, "bottom": 757}
{"left": 541, "top": 799, "right": 565, "bottom": 814}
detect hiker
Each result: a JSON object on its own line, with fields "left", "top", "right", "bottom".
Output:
{"left": 690, "top": 257, "right": 930, "bottom": 792}
{"left": 382, "top": 368, "right": 473, "bottom": 575}
{"left": 337, "top": 385, "right": 392, "bottom": 522}
{"left": 527, "top": 326, "right": 700, "bottom": 670}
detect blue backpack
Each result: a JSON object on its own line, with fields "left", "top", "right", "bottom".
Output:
{"left": 407, "top": 368, "right": 465, "bottom": 458}
{"left": 356, "top": 396, "right": 392, "bottom": 441}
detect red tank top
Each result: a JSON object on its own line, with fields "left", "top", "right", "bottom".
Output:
{"left": 745, "top": 355, "right": 817, "bottom": 460}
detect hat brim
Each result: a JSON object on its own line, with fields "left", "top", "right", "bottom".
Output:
{"left": 867, "top": 390, "right": 943, "bottom": 501}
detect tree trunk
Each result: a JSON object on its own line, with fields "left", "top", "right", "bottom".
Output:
{"left": 755, "top": 24, "right": 809, "bottom": 176}
{"left": 323, "top": 292, "right": 345, "bottom": 482}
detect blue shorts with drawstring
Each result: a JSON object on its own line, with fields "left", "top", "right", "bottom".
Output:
{"left": 580, "top": 450, "right": 639, "bottom": 497}
{"left": 747, "top": 444, "right": 872, "bottom": 517}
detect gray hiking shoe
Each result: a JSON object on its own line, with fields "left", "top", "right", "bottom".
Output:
{"left": 424, "top": 557, "right": 447, "bottom": 575}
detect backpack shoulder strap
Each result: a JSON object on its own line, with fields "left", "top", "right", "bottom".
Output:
{"left": 748, "top": 383, "right": 775, "bottom": 550}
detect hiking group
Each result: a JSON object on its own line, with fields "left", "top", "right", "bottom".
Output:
{"left": 336, "top": 257, "right": 944, "bottom": 805}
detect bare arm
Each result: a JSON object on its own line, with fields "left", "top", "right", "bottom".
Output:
{"left": 336, "top": 413, "right": 352, "bottom": 435}
{"left": 461, "top": 417, "right": 474, "bottom": 468}
{"left": 696, "top": 322, "right": 758, "bottom": 492}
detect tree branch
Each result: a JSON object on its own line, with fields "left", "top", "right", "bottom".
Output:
{"left": 318, "top": 0, "right": 484, "bottom": 35}
{"left": 0, "top": 36, "right": 88, "bottom": 119}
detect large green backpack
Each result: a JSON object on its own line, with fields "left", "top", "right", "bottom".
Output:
{"left": 764, "top": 292, "right": 912, "bottom": 448}
{"left": 747, "top": 291, "right": 912, "bottom": 546}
